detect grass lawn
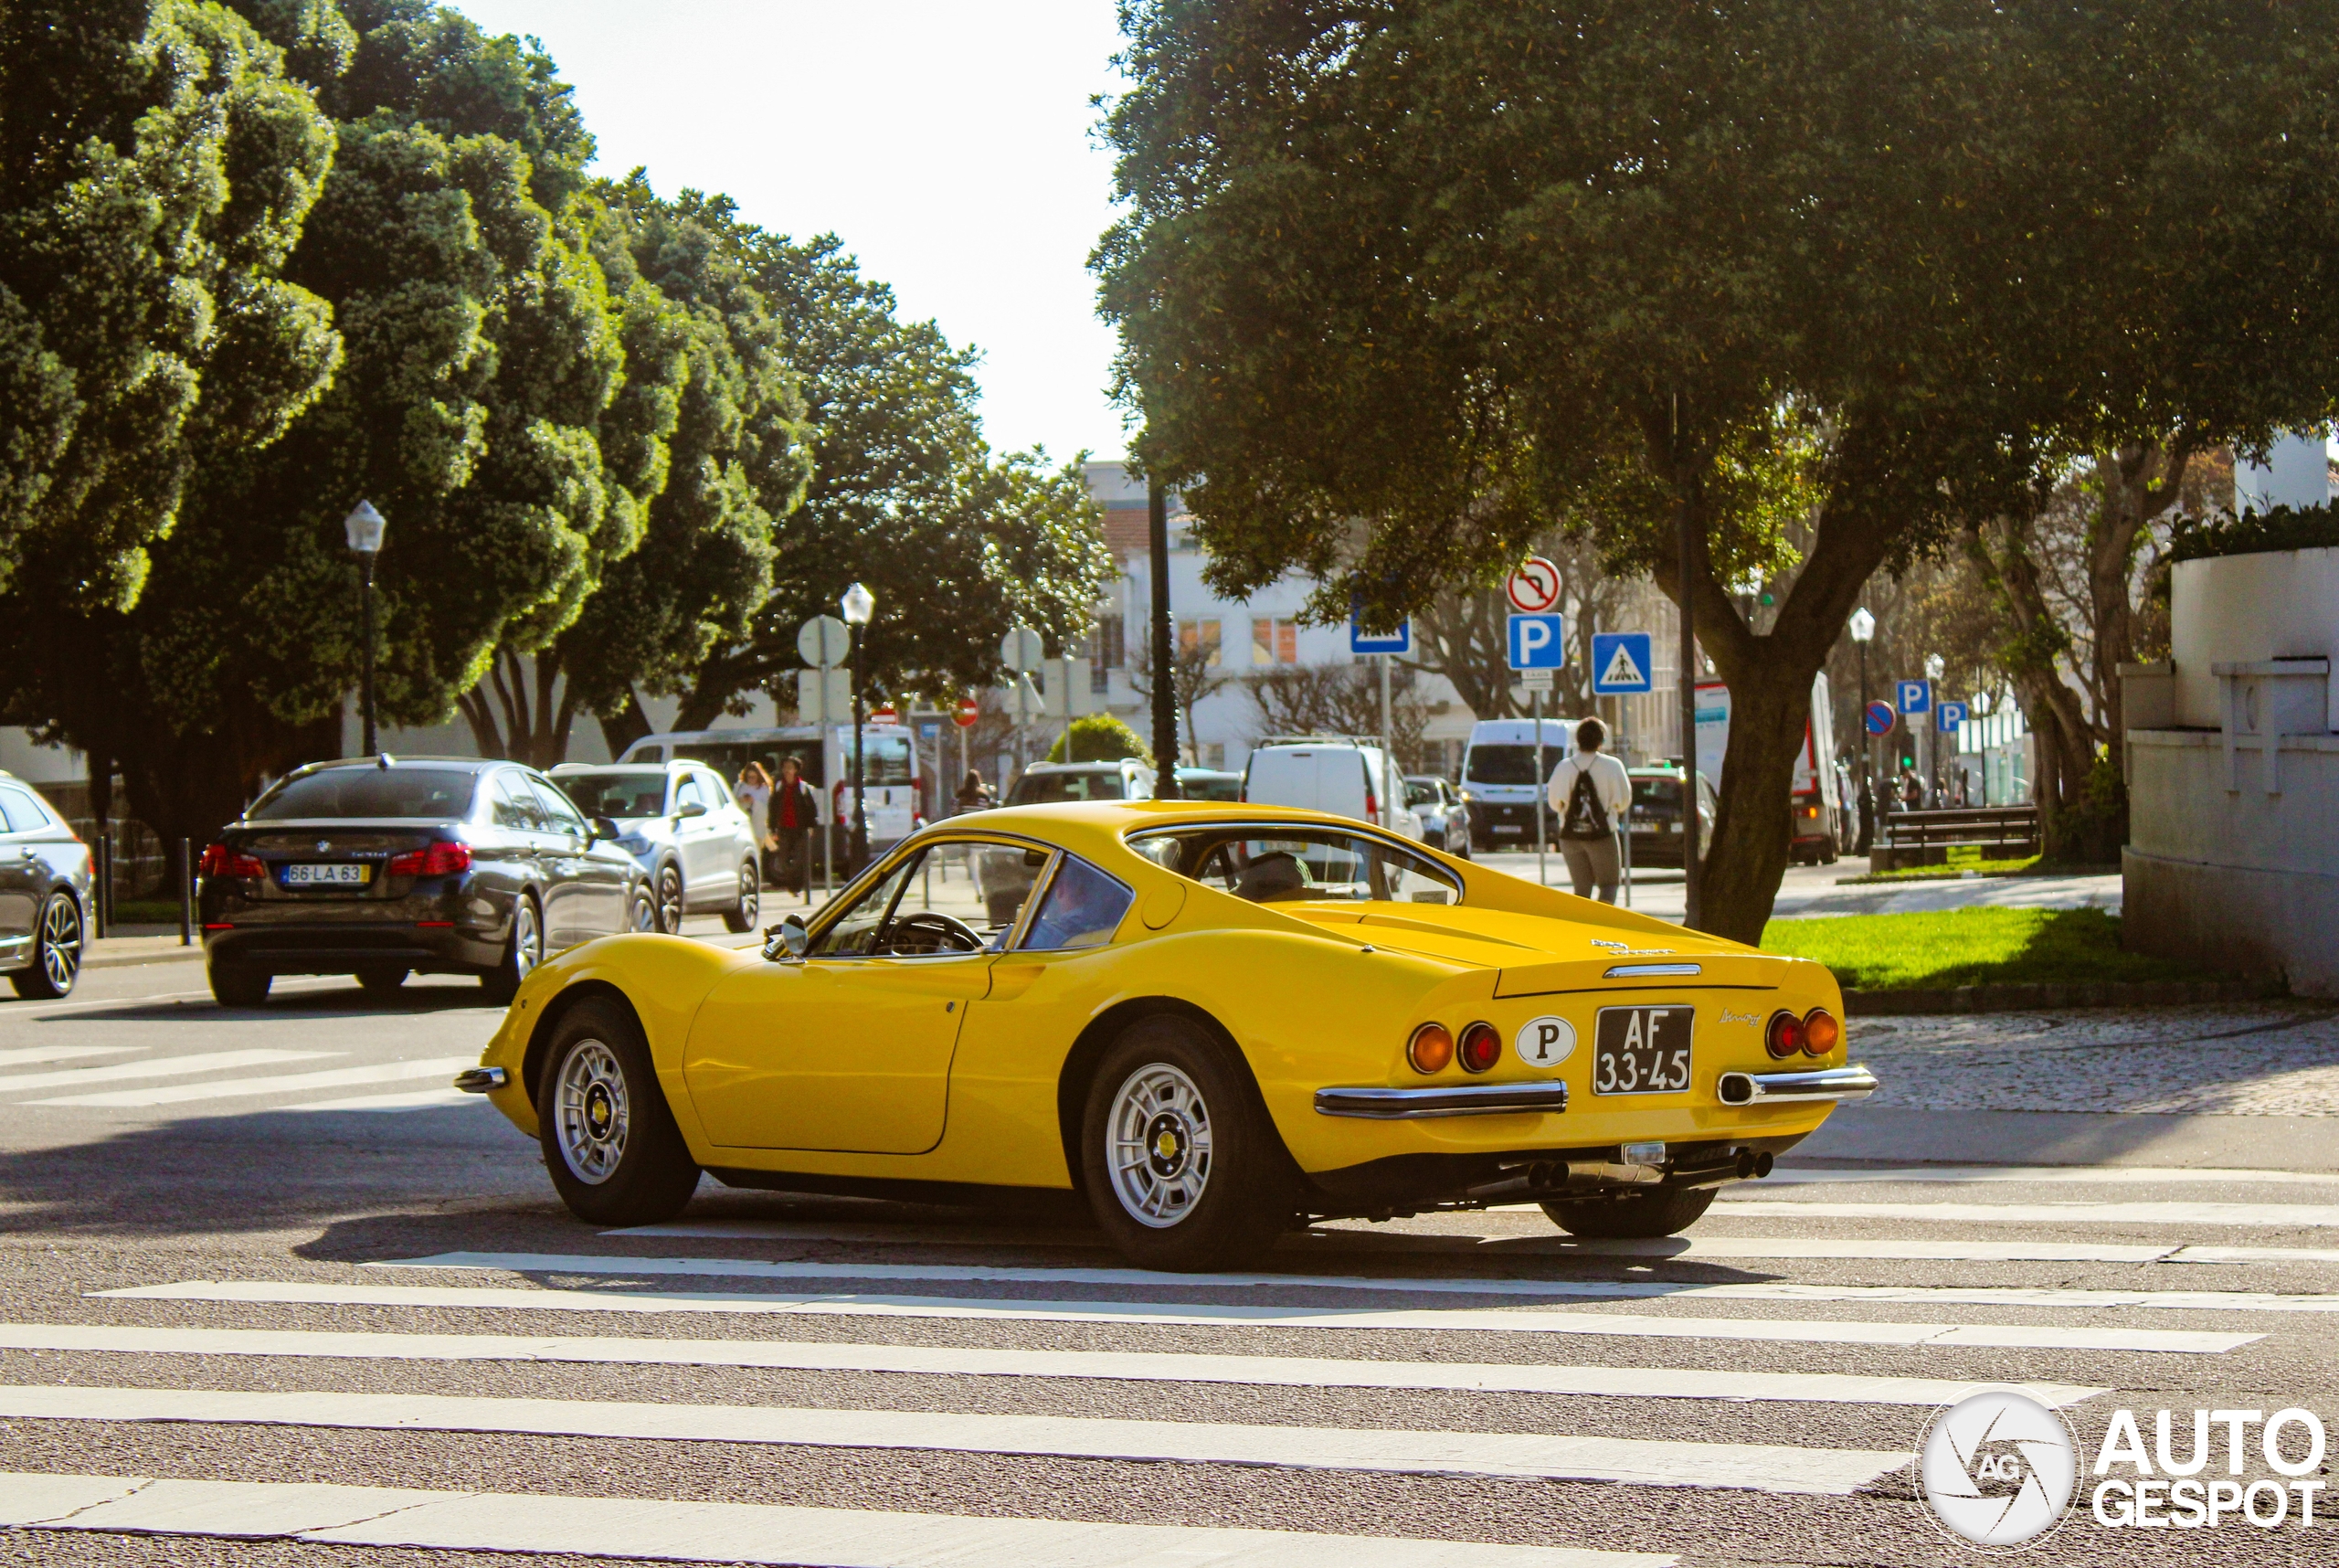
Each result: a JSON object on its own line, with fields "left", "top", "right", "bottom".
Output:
{"left": 1837, "top": 854, "right": 2045, "bottom": 883}
{"left": 1759, "top": 906, "right": 2218, "bottom": 992}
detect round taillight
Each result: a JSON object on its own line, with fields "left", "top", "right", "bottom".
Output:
{"left": 1408, "top": 1022, "right": 1455, "bottom": 1074}
{"left": 1765, "top": 1010, "right": 1805, "bottom": 1058}
{"left": 1457, "top": 1021, "right": 1501, "bottom": 1074}
{"left": 1803, "top": 1008, "right": 1840, "bottom": 1056}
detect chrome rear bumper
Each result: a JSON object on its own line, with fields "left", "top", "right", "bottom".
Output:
{"left": 453, "top": 1066, "right": 508, "bottom": 1094}
{"left": 1315, "top": 1081, "right": 1570, "bottom": 1118}
{"left": 1716, "top": 1065, "right": 1879, "bottom": 1106}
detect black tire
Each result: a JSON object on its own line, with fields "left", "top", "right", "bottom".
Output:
{"left": 481, "top": 894, "right": 542, "bottom": 1006}
{"left": 720, "top": 859, "right": 760, "bottom": 934}
{"left": 536, "top": 995, "right": 701, "bottom": 1226}
{"left": 628, "top": 885, "right": 658, "bottom": 933}
{"left": 654, "top": 863, "right": 684, "bottom": 935}
{"left": 1078, "top": 1013, "right": 1295, "bottom": 1271}
{"left": 208, "top": 962, "right": 271, "bottom": 1008}
{"left": 356, "top": 965, "right": 408, "bottom": 995}
{"left": 1541, "top": 1187, "right": 1717, "bottom": 1239}
{"left": 9, "top": 891, "right": 82, "bottom": 999}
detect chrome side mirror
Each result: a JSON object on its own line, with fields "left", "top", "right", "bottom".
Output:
{"left": 764, "top": 912, "right": 810, "bottom": 962}
{"left": 675, "top": 800, "right": 708, "bottom": 820}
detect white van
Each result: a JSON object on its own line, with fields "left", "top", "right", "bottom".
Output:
{"left": 1458, "top": 717, "right": 1580, "bottom": 851}
{"left": 1240, "top": 737, "right": 1425, "bottom": 842}
{"left": 619, "top": 724, "right": 924, "bottom": 854}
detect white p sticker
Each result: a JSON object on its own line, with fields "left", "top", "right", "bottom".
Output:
{"left": 1515, "top": 1016, "right": 1577, "bottom": 1070}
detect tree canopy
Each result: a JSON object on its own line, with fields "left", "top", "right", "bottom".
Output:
{"left": 1098, "top": 0, "right": 2339, "bottom": 937}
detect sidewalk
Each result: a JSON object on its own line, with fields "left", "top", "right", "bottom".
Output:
{"left": 81, "top": 914, "right": 768, "bottom": 971}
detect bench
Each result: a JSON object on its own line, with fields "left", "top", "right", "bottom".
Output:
{"left": 1868, "top": 805, "right": 2039, "bottom": 872}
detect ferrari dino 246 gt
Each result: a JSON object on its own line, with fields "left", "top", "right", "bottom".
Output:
{"left": 459, "top": 800, "right": 1876, "bottom": 1268}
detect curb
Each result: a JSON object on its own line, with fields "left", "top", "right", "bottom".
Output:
{"left": 1845, "top": 978, "right": 2287, "bottom": 1015}
{"left": 84, "top": 944, "right": 205, "bottom": 970}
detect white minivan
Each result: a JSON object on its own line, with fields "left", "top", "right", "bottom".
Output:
{"left": 1458, "top": 717, "right": 1580, "bottom": 851}
{"left": 1240, "top": 736, "right": 1425, "bottom": 842}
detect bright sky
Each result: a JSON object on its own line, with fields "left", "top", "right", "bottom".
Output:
{"left": 451, "top": 0, "right": 1132, "bottom": 463}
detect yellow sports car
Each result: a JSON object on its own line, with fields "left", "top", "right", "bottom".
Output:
{"left": 459, "top": 800, "right": 1875, "bottom": 1268}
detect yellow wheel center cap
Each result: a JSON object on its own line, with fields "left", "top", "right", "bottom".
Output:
{"left": 1154, "top": 1128, "right": 1180, "bottom": 1160}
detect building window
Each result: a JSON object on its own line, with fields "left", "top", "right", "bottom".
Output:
{"left": 1251, "top": 617, "right": 1298, "bottom": 665}
{"left": 1090, "top": 616, "right": 1125, "bottom": 693}
{"left": 1178, "top": 618, "right": 1222, "bottom": 666}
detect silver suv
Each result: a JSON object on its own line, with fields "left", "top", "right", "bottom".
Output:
{"left": 550, "top": 761, "right": 761, "bottom": 933}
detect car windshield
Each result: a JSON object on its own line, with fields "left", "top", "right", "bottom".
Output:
{"left": 1128, "top": 825, "right": 1463, "bottom": 905}
{"left": 555, "top": 769, "right": 669, "bottom": 819}
{"left": 1010, "top": 769, "right": 1125, "bottom": 804}
{"left": 1464, "top": 745, "right": 1552, "bottom": 785}
{"left": 248, "top": 768, "right": 479, "bottom": 821}
{"left": 1404, "top": 780, "right": 1441, "bottom": 806}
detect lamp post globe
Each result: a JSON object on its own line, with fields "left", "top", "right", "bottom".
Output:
{"left": 344, "top": 501, "right": 387, "bottom": 756}
{"left": 840, "top": 583, "right": 875, "bottom": 868}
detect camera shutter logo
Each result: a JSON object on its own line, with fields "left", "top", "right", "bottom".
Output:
{"left": 1920, "top": 1389, "right": 2077, "bottom": 1547}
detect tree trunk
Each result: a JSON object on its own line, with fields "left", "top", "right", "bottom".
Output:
{"left": 598, "top": 686, "right": 654, "bottom": 758}
{"left": 2088, "top": 440, "right": 2191, "bottom": 761}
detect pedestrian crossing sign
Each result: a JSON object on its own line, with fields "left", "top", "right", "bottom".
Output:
{"left": 1591, "top": 632, "right": 1654, "bottom": 694}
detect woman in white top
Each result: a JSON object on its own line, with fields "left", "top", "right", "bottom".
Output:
{"left": 1546, "top": 717, "right": 1634, "bottom": 903}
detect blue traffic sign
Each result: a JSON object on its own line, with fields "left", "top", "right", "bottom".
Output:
{"left": 1863, "top": 699, "right": 1896, "bottom": 736}
{"left": 1590, "top": 632, "right": 1653, "bottom": 694}
{"left": 1935, "top": 700, "right": 1968, "bottom": 734}
{"left": 1349, "top": 609, "right": 1412, "bottom": 655}
{"left": 1896, "top": 679, "right": 1932, "bottom": 715}
{"left": 1507, "top": 613, "right": 1567, "bottom": 671}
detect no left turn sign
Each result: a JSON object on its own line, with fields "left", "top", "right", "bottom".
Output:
{"left": 1506, "top": 556, "right": 1562, "bottom": 614}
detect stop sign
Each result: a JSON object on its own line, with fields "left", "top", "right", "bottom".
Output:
{"left": 954, "top": 696, "right": 979, "bottom": 728}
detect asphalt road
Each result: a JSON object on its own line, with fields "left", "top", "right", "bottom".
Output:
{"left": 1, "top": 947, "right": 2333, "bottom": 1566}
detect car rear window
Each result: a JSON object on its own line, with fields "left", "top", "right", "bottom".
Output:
{"left": 249, "top": 768, "right": 479, "bottom": 821}
{"left": 556, "top": 769, "right": 671, "bottom": 818}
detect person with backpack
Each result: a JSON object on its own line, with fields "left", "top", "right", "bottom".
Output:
{"left": 1546, "top": 716, "right": 1633, "bottom": 903}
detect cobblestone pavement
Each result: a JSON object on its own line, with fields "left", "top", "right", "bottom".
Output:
{"left": 1847, "top": 1002, "right": 2339, "bottom": 1117}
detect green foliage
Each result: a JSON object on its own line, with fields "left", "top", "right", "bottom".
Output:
{"left": 2165, "top": 504, "right": 2339, "bottom": 567}
{"left": 1047, "top": 713, "right": 1149, "bottom": 766}
{"left": 1761, "top": 908, "right": 2214, "bottom": 992}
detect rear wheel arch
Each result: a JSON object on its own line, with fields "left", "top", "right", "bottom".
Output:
{"left": 1054, "top": 997, "right": 1283, "bottom": 1200}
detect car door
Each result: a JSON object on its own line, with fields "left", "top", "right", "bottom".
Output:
{"left": 671, "top": 771, "right": 723, "bottom": 899}
{"left": 529, "top": 775, "right": 624, "bottom": 939}
{"left": 681, "top": 837, "right": 1013, "bottom": 1153}
{"left": 484, "top": 771, "right": 559, "bottom": 941}
{"left": 0, "top": 782, "right": 48, "bottom": 967}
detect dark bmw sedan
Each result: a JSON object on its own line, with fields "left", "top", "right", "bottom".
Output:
{"left": 0, "top": 769, "right": 93, "bottom": 1000}
{"left": 198, "top": 758, "right": 651, "bottom": 1007}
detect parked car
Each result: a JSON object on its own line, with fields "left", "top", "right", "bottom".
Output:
{"left": 0, "top": 769, "right": 92, "bottom": 1000}
{"left": 619, "top": 724, "right": 922, "bottom": 862}
{"left": 196, "top": 758, "right": 653, "bottom": 1007}
{"left": 979, "top": 761, "right": 1159, "bottom": 921}
{"left": 549, "top": 762, "right": 762, "bottom": 935}
{"left": 1241, "top": 736, "right": 1424, "bottom": 841}
{"left": 1626, "top": 764, "right": 1720, "bottom": 868}
{"left": 1458, "top": 718, "right": 1579, "bottom": 850}
{"left": 1404, "top": 774, "right": 1473, "bottom": 858}
{"left": 461, "top": 799, "right": 1872, "bottom": 1268}
{"left": 1176, "top": 768, "right": 1244, "bottom": 802}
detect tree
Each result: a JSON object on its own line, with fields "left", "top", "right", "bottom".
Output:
{"left": 1247, "top": 662, "right": 1432, "bottom": 771}
{"left": 1411, "top": 535, "right": 1636, "bottom": 723}
{"left": 1127, "top": 630, "right": 1233, "bottom": 766}
{"left": 1098, "top": 0, "right": 2339, "bottom": 940}
{"left": 1046, "top": 713, "right": 1149, "bottom": 765}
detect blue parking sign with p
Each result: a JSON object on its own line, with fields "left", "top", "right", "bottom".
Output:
{"left": 1508, "top": 613, "right": 1566, "bottom": 670}
{"left": 1935, "top": 700, "right": 1968, "bottom": 734}
{"left": 1897, "top": 679, "right": 1932, "bottom": 715}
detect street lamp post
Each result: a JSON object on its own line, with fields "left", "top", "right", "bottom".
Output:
{"left": 1848, "top": 606, "right": 1875, "bottom": 854}
{"left": 841, "top": 581, "right": 875, "bottom": 870}
{"left": 344, "top": 501, "right": 387, "bottom": 756}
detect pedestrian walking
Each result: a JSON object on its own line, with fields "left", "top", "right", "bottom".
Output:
{"left": 953, "top": 768, "right": 993, "bottom": 816}
{"left": 1547, "top": 717, "right": 1633, "bottom": 904}
{"left": 770, "top": 756, "right": 820, "bottom": 899}
{"left": 733, "top": 761, "right": 772, "bottom": 883}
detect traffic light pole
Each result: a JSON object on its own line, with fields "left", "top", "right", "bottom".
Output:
{"left": 1147, "top": 477, "right": 1181, "bottom": 800}
{"left": 1675, "top": 483, "right": 1700, "bottom": 930}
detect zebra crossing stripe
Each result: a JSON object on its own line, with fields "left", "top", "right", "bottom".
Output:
{"left": 0, "top": 1322, "right": 2105, "bottom": 1408}
{"left": 28, "top": 1055, "right": 476, "bottom": 1108}
{"left": 0, "top": 1049, "right": 334, "bottom": 1095}
{"left": 617, "top": 1218, "right": 2183, "bottom": 1266}
{"left": 0, "top": 1470, "right": 1673, "bottom": 1566}
{"left": 1761, "top": 1164, "right": 2339, "bottom": 1188}
{"left": 0, "top": 1045, "right": 142, "bottom": 1068}
{"left": 96, "top": 1281, "right": 2261, "bottom": 1353}
{"left": 0, "top": 1384, "right": 1910, "bottom": 1494}
{"left": 1712, "top": 1198, "right": 2339, "bottom": 1226}
{"left": 374, "top": 1250, "right": 2339, "bottom": 1314}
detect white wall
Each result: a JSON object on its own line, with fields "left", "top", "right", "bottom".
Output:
{"left": 2233, "top": 431, "right": 2332, "bottom": 514}
{"left": 2168, "top": 547, "right": 2339, "bottom": 730}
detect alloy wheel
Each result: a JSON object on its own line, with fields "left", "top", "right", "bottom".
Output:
{"left": 1106, "top": 1063, "right": 1213, "bottom": 1228}
{"left": 513, "top": 898, "right": 542, "bottom": 980}
{"left": 552, "top": 1039, "right": 628, "bottom": 1184}
{"left": 737, "top": 865, "right": 758, "bottom": 925}
{"left": 656, "top": 865, "right": 683, "bottom": 933}
{"left": 38, "top": 895, "right": 80, "bottom": 992}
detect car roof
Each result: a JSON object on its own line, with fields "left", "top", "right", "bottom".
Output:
{"left": 1025, "top": 760, "right": 1137, "bottom": 772}
{"left": 294, "top": 756, "right": 505, "bottom": 775}
{"left": 551, "top": 761, "right": 693, "bottom": 774}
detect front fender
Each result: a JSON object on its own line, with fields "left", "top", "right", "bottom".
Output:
{"left": 473, "top": 932, "right": 749, "bottom": 1142}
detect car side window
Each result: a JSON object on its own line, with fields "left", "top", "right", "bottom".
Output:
{"left": 697, "top": 770, "right": 736, "bottom": 814}
{"left": 0, "top": 784, "right": 48, "bottom": 832}
{"left": 492, "top": 774, "right": 545, "bottom": 832}
{"left": 529, "top": 778, "right": 588, "bottom": 837}
{"left": 1017, "top": 855, "right": 1135, "bottom": 952}
{"left": 674, "top": 774, "right": 707, "bottom": 812}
